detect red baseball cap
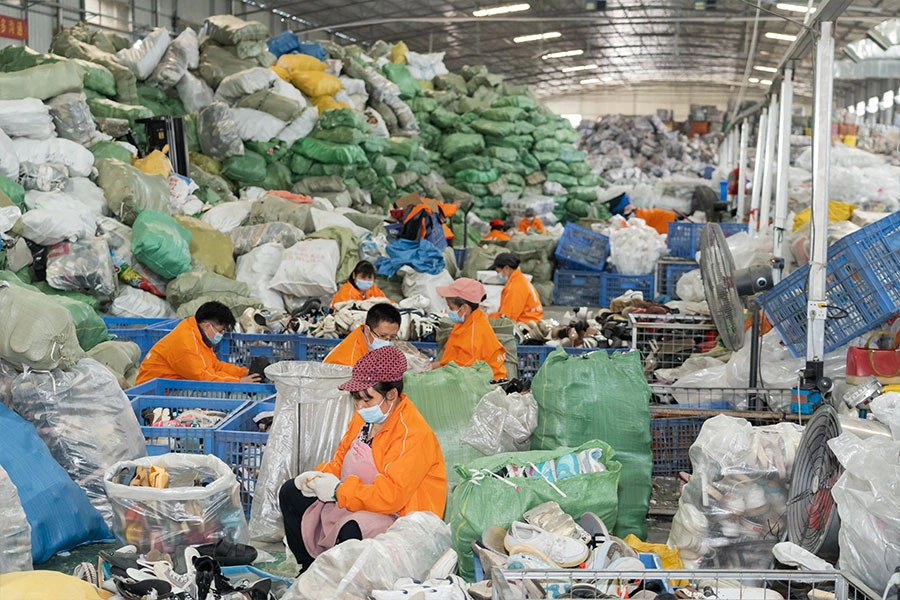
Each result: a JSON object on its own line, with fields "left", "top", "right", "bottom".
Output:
{"left": 489, "top": 219, "right": 505, "bottom": 227}
{"left": 338, "top": 346, "right": 408, "bottom": 392}
{"left": 436, "top": 277, "right": 486, "bottom": 304}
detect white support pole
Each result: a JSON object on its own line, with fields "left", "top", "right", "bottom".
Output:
{"left": 773, "top": 68, "right": 794, "bottom": 284}
{"left": 748, "top": 109, "right": 767, "bottom": 233}
{"left": 807, "top": 22, "right": 834, "bottom": 363}
{"left": 759, "top": 93, "right": 780, "bottom": 236}
{"left": 737, "top": 120, "right": 750, "bottom": 224}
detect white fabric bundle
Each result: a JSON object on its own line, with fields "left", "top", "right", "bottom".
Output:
{"left": 0, "top": 127, "right": 18, "bottom": 178}
{"left": 235, "top": 243, "right": 286, "bottom": 311}
{"left": 116, "top": 27, "right": 171, "bottom": 80}
{"left": 229, "top": 108, "right": 287, "bottom": 142}
{"left": 12, "top": 137, "right": 94, "bottom": 178}
{"left": 0, "top": 98, "right": 55, "bottom": 139}
{"left": 215, "top": 67, "right": 279, "bottom": 105}
{"left": 269, "top": 239, "right": 340, "bottom": 298}
{"left": 200, "top": 200, "right": 253, "bottom": 233}
{"left": 608, "top": 215, "right": 668, "bottom": 275}
{"left": 277, "top": 108, "right": 318, "bottom": 145}
{"left": 176, "top": 72, "right": 215, "bottom": 114}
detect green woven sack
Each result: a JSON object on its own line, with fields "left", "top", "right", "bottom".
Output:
{"left": 87, "top": 97, "right": 153, "bottom": 121}
{"left": 547, "top": 172, "right": 578, "bottom": 187}
{"left": 484, "top": 146, "right": 518, "bottom": 163}
{"left": 448, "top": 440, "right": 621, "bottom": 581}
{"left": 470, "top": 118, "right": 515, "bottom": 137}
{"left": 479, "top": 106, "right": 525, "bottom": 122}
{"left": 131, "top": 210, "right": 193, "bottom": 280}
{"left": 245, "top": 140, "right": 290, "bottom": 164}
{"left": 312, "top": 126, "right": 366, "bottom": 145}
{"left": 408, "top": 97, "right": 438, "bottom": 113}
{"left": 559, "top": 147, "right": 589, "bottom": 164}
{"left": 295, "top": 137, "right": 368, "bottom": 165}
{"left": 430, "top": 107, "right": 460, "bottom": 129}
{"left": 534, "top": 150, "right": 559, "bottom": 165}
{"left": 261, "top": 162, "right": 292, "bottom": 191}
{"left": 455, "top": 182, "right": 489, "bottom": 196}
{"left": 373, "top": 155, "right": 398, "bottom": 176}
{"left": 382, "top": 62, "right": 420, "bottom": 99}
{"left": 449, "top": 156, "right": 492, "bottom": 174}
{"left": 0, "top": 175, "right": 25, "bottom": 211}
{"left": 222, "top": 151, "right": 267, "bottom": 184}
{"left": 319, "top": 107, "right": 367, "bottom": 131}
{"left": 441, "top": 133, "right": 485, "bottom": 159}
{"left": 491, "top": 95, "right": 537, "bottom": 110}
{"left": 455, "top": 168, "right": 498, "bottom": 184}
{"left": 545, "top": 161, "right": 570, "bottom": 174}
{"left": 568, "top": 162, "right": 592, "bottom": 177}
{"left": 289, "top": 154, "right": 312, "bottom": 176}
{"left": 384, "top": 137, "right": 420, "bottom": 160}
{"left": 568, "top": 186, "right": 598, "bottom": 202}
{"left": 483, "top": 135, "right": 533, "bottom": 151}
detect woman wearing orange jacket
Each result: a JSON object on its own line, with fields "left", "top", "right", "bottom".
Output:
{"left": 436, "top": 278, "right": 508, "bottom": 381}
{"left": 278, "top": 347, "right": 446, "bottom": 571}
{"left": 330, "top": 260, "right": 388, "bottom": 309}
{"left": 488, "top": 253, "right": 544, "bottom": 324}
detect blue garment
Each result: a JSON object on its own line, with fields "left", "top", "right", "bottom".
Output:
{"left": 376, "top": 238, "right": 446, "bottom": 277}
{"left": 266, "top": 31, "right": 300, "bottom": 58}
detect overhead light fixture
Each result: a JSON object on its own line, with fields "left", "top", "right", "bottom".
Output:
{"left": 542, "top": 49, "right": 584, "bottom": 59}
{"left": 580, "top": 77, "right": 601, "bottom": 84}
{"left": 562, "top": 63, "right": 599, "bottom": 72}
{"left": 473, "top": 3, "right": 530, "bottom": 17}
{"left": 765, "top": 32, "right": 797, "bottom": 41}
{"left": 760, "top": 79, "right": 773, "bottom": 85}
{"left": 513, "top": 31, "right": 561, "bottom": 43}
{"left": 866, "top": 28, "right": 893, "bottom": 51}
{"left": 776, "top": 3, "right": 816, "bottom": 12}
{"left": 753, "top": 65, "right": 778, "bottom": 73}
{"left": 748, "top": 77, "right": 760, "bottom": 83}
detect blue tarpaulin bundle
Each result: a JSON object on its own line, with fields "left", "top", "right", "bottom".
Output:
{"left": 376, "top": 238, "right": 446, "bottom": 277}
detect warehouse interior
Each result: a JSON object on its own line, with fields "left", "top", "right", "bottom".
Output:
{"left": 0, "top": 1, "right": 899, "bottom": 599}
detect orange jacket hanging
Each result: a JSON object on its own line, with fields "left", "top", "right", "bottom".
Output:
{"left": 323, "top": 327, "right": 370, "bottom": 367}
{"left": 438, "top": 201, "right": 457, "bottom": 244}
{"left": 318, "top": 394, "right": 447, "bottom": 518}
{"left": 489, "top": 268, "right": 544, "bottom": 323}
{"left": 136, "top": 317, "right": 247, "bottom": 385}
{"left": 330, "top": 281, "right": 388, "bottom": 309}
{"left": 440, "top": 308, "right": 507, "bottom": 380}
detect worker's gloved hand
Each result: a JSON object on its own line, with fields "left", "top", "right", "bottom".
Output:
{"left": 307, "top": 472, "right": 341, "bottom": 503}
{"left": 294, "top": 471, "right": 321, "bottom": 497}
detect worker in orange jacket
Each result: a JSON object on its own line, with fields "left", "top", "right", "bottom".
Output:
{"left": 606, "top": 192, "right": 677, "bottom": 235}
{"left": 136, "top": 301, "right": 260, "bottom": 385}
{"left": 482, "top": 219, "right": 511, "bottom": 242}
{"left": 324, "top": 303, "right": 402, "bottom": 367}
{"left": 279, "top": 346, "right": 446, "bottom": 570}
{"left": 517, "top": 208, "right": 545, "bottom": 234}
{"left": 436, "top": 278, "right": 508, "bottom": 381}
{"left": 488, "top": 253, "right": 544, "bottom": 323}
{"left": 330, "top": 260, "right": 389, "bottom": 309}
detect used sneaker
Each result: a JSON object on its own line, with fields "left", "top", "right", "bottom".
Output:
{"left": 523, "top": 501, "right": 590, "bottom": 543}
{"left": 504, "top": 521, "right": 590, "bottom": 568}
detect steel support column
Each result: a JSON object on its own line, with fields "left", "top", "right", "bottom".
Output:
{"left": 773, "top": 67, "right": 794, "bottom": 284}
{"left": 758, "top": 93, "right": 779, "bottom": 236}
{"left": 737, "top": 120, "right": 750, "bottom": 225}
{"left": 748, "top": 109, "right": 767, "bottom": 232}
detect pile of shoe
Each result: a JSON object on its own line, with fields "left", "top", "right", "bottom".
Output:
{"left": 125, "top": 465, "right": 170, "bottom": 489}
{"left": 140, "top": 407, "right": 229, "bottom": 429}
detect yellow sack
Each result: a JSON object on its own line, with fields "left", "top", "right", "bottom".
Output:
{"left": 314, "top": 95, "right": 351, "bottom": 114}
{"left": 0, "top": 571, "right": 113, "bottom": 600}
{"left": 290, "top": 70, "right": 342, "bottom": 98}
{"left": 792, "top": 200, "right": 855, "bottom": 232}
{"left": 270, "top": 65, "right": 291, "bottom": 82}
{"left": 391, "top": 41, "right": 409, "bottom": 63}
{"left": 276, "top": 53, "right": 327, "bottom": 73}
{"left": 623, "top": 534, "right": 688, "bottom": 587}
{"left": 174, "top": 215, "right": 236, "bottom": 279}
{"left": 131, "top": 148, "right": 173, "bottom": 177}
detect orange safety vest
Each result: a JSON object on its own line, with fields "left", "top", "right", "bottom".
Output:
{"left": 318, "top": 394, "right": 447, "bottom": 518}
{"left": 330, "top": 281, "right": 388, "bottom": 309}
{"left": 323, "top": 326, "right": 370, "bottom": 367}
{"left": 517, "top": 216, "right": 545, "bottom": 234}
{"left": 489, "top": 268, "right": 544, "bottom": 324}
{"left": 440, "top": 308, "right": 507, "bottom": 380}
{"left": 136, "top": 316, "right": 247, "bottom": 385}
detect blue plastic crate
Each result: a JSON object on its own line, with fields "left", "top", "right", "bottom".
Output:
{"left": 654, "top": 259, "right": 698, "bottom": 299}
{"left": 104, "top": 317, "right": 178, "bottom": 360}
{"left": 554, "top": 223, "right": 609, "bottom": 271}
{"left": 127, "top": 379, "right": 276, "bottom": 401}
{"left": 651, "top": 417, "right": 707, "bottom": 475}
{"left": 517, "top": 346, "right": 554, "bottom": 381}
{"left": 217, "top": 333, "right": 306, "bottom": 366}
{"left": 667, "top": 222, "right": 749, "bottom": 258}
{"left": 829, "top": 210, "right": 900, "bottom": 307}
{"left": 131, "top": 396, "right": 251, "bottom": 456}
{"left": 553, "top": 269, "right": 603, "bottom": 306}
{"left": 302, "top": 336, "right": 342, "bottom": 361}
{"left": 600, "top": 272, "right": 654, "bottom": 307}
{"left": 216, "top": 401, "right": 274, "bottom": 516}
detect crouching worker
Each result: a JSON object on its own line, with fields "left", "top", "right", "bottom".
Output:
{"left": 279, "top": 346, "right": 447, "bottom": 571}
{"left": 136, "top": 301, "right": 260, "bottom": 385}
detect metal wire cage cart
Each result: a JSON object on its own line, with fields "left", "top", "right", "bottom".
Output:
{"left": 489, "top": 568, "right": 878, "bottom": 600}
{"left": 629, "top": 314, "right": 719, "bottom": 377}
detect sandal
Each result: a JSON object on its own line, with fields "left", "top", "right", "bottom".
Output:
{"left": 195, "top": 539, "right": 259, "bottom": 567}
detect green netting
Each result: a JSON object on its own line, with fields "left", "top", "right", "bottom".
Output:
{"left": 531, "top": 348, "right": 651, "bottom": 539}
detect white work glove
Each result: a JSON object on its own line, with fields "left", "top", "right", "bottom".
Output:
{"left": 307, "top": 472, "right": 341, "bottom": 503}
{"left": 294, "top": 471, "right": 320, "bottom": 497}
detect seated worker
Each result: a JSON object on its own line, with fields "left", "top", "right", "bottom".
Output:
{"left": 279, "top": 346, "right": 446, "bottom": 572}
{"left": 436, "top": 278, "right": 508, "bottom": 381}
{"left": 136, "top": 301, "right": 260, "bottom": 385}
{"left": 607, "top": 192, "right": 677, "bottom": 236}
{"left": 324, "top": 303, "right": 402, "bottom": 367}
{"left": 482, "top": 219, "right": 511, "bottom": 242}
{"left": 517, "top": 208, "right": 545, "bottom": 234}
{"left": 488, "top": 253, "right": 544, "bottom": 324}
{"left": 331, "top": 260, "right": 388, "bottom": 309}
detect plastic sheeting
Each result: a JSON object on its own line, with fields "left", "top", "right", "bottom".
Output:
{"left": 249, "top": 361, "right": 355, "bottom": 543}
{"left": 147, "top": 28, "right": 199, "bottom": 89}
{"left": 268, "top": 238, "right": 340, "bottom": 299}
{"left": 0, "top": 464, "right": 32, "bottom": 575}
{"left": 235, "top": 242, "right": 286, "bottom": 311}
{"left": 116, "top": 27, "right": 171, "bottom": 80}
{"left": 63, "top": 177, "right": 108, "bottom": 217}
{"left": 11, "top": 358, "right": 146, "bottom": 526}
{"left": 668, "top": 416, "right": 803, "bottom": 569}
{"left": 46, "top": 92, "right": 100, "bottom": 146}
{"left": 109, "top": 286, "right": 175, "bottom": 319}
{"left": 95, "top": 158, "right": 170, "bottom": 226}
{"left": 229, "top": 107, "right": 287, "bottom": 142}
{"left": 282, "top": 512, "right": 451, "bottom": 600}
{"left": 0, "top": 98, "right": 55, "bottom": 139}
{"left": 197, "top": 101, "right": 244, "bottom": 161}
{"left": 531, "top": 348, "right": 651, "bottom": 539}
{"left": 46, "top": 238, "right": 117, "bottom": 297}
{"left": 201, "top": 200, "right": 254, "bottom": 233}
{"left": 12, "top": 137, "right": 94, "bottom": 178}
{"left": 460, "top": 388, "right": 537, "bottom": 456}
{"left": 608, "top": 215, "right": 668, "bottom": 275}
{"left": 229, "top": 221, "right": 303, "bottom": 255}
{"left": 176, "top": 71, "right": 214, "bottom": 114}
{"left": 215, "top": 67, "right": 279, "bottom": 105}
{"left": 104, "top": 453, "right": 248, "bottom": 570}
{"left": 398, "top": 266, "right": 453, "bottom": 314}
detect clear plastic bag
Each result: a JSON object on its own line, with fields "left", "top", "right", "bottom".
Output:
{"left": 46, "top": 237, "right": 117, "bottom": 297}
{"left": 229, "top": 222, "right": 303, "bottom": 255}
{"left": 147, "top": 28, "right": 199, "bottom": 89}
{"left": 46, "top": 92, "right": 99, "bottom": 146}
{"left": 0, "top": 98, "right": 55, "bottom": 139}
{"left": 608, "top": 215, "right": 668, "bottom": 275}
{"left": 103, "top": 453, "right": 249, "bottom": 570}
{"left": 248, "top": 361, "right": 354, "bottom": 543}
{"left": 12, "top": 137, "right": 94, "bottom": 178}
{"left": 197, "top": 101, "right": 244, "bottom": 161}
{"left": 0, "top": 464, "right": 32, "bottom": 575}
{"left": 283, "top": 512, "right": 451, "bottom": 600}
{"left": 0, "top": 126, "right": 17, "bottom": 179}
{"left": 11, "top": 358, "right": 147, "bottom": 526}
{"left": 234, "top": 242, "right": 286, "bottom": 312}
{"left": 667, "top": 415, "right": 803, "bottom": 568}
{"left": 460, "top": 388, "right": 537, "bottom": 456}
{"left": 109, "top": 285, "right": 175, "bottom": 319}
{"left": 18, "top": 161, "right": 68, "bottom": 192}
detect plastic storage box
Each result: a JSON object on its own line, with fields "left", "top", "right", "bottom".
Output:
{"left": 553, "top": 269, "right": 603, "bottom": 306}
{"left": 667, "top": 222, "right": 748, "bottom": 258}
{"left": 554, "top": 223, "right": 610, "bottom": 271}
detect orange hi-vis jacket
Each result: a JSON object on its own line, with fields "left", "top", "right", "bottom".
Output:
{"left": 330, "top": 281, "right": 388, "bottom": 309}
{"left": 482, "top": 230, "right": 510, "bottom": 242}
{"left": 634, "top": 208, "right": 676, "bottom": 235}
{"left": 489, "top": 268, "right": 544, "bottom": 323}
{"left": 517, "top": 216, "right": 545, "bottom": 234}
{"left": 136, "top": 316, "right": 247, "bottom": 385}
{"left": 318, "top": 394, "right": 447, "bottom": 518}
{"left": 440, "top": 308, "right": 508, "bottom": 380}
{"left": 323, "top": 326, "right": 370, "bottom": 367}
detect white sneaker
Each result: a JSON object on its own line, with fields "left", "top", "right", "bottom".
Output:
{"left": 504, "top": 521, "right": 590, "bottom": 568}
{"left": 425, "top": 548, "right": 458, "bottom": 580}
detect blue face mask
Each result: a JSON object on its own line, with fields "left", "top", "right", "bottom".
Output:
{"left": 356, "top": 279, "right": 374, "bottom": 292}
{"left": 448, "top": 308, "right": 466, "bottom": 324}
{"left": 497, "top": 271, "right": 509, "bottom": 284}
{"left": 369, "top": 337, "right": 393, "bottom": 351}
{"left": 211, "top": 331, "right": 224, "bottom": 345}
{"left": 357, "top": 399, "right": 388, "bottom": 424}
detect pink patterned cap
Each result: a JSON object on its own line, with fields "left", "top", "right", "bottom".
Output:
{"left": 338, "top": 346, "right": 408, "bottom": 392}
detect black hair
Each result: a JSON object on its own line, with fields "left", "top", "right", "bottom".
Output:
{"left": 373, "top": 380, "right": 404, "bottom": 397}
{"left": 492, "top": 253, "right": 520, "bottom": 270}
{"left": 449, "top": 296, "right": 481, "bottom": 311}
{"left": 490, "top": 222, "right": 504, "bottom": 231}
{"left": 195, "top": 301, "right": 236, "bottom": 328}
{"left": 366, "top": 303, "right": 402, "bottom": 328}
{"left": 352, "top": 260, "right": 376, "bottom": 280}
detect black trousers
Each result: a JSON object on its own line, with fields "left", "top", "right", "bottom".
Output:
{"left": 278, "top": 480, "right": 363, "bottom": 570}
